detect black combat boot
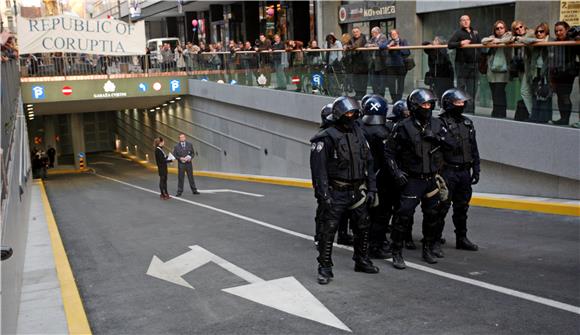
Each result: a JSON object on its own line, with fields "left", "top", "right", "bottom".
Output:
{"left": 382, "top": 239, "right": 393, "bottom": 256}
{"left": 422, "top": 242, "right": 438, "bottom": 264}
{"left": 456, "top": 234, "right": 479, "bottom": 251}
{"left": 391, "top": 243, "right": 406, "bottom": 270}
{"left": 318, "top": 266, "right": 333, "bottom": 285}
{"left": 431, "top": 239, "right": 444, "bottom": 258}
{"left": 404, "top": 230, "right": 416, "bottom": 249}
{"left": 317, "top": 240, "right": 334, "bottom": 285}
{"left": 353, "top": 232, "right": 379, "bottom": 273}
{"left": 369, "top": 242, "right": 391, "bottom": 259}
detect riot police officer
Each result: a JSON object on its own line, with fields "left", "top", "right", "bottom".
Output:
{"left": 436, "top": 89, "right": 480, "bottom": 256}
{"left": 310, "top": 96, "right": 380, "bottom": 284}
{"left": 384, "top": 89, "right": 455, "bottom": 269}
{"left": 314, "top": 103, "right": 355, "bottom": 247}
{"left": 387, "top": 100, "right": 417, "bottom": 250}
{"left": 387, "top": 100, "right": 410, "bottom": 122}
{"left": 359, "top": 95, "right": 393, "bottom": 259}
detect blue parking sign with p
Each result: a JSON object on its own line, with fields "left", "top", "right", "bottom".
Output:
{"left": 169, "top": 79, "right": 181, "bottom": 93}
{"left": 32, "top": 86, "right": 45, "bottom": 100}
{"left": 311, "top": 73, "right": 323, "bottom": 88}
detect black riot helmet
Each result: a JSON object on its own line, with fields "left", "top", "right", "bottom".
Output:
{"left": 331, "top": 96, "right": 361, "bottom": 120}
{"left": 360, "top": 94, "right": 374, "bottom": 115}
{"left": 387, "top": 100, "right": 409, "bottom": 121}
{"left": 362, "top": 95, "right": 388, "bottom": 125}
{"left": 441, "top": 88, "right": 471, "bottom": 117}
{"left": 320, "top": 103, "right": 334, "bottom": 128}
{"left": 407, "top": 88, "right": 437, "bottom": 122}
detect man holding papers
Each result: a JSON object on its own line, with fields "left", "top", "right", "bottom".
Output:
{"left": 173, "top": 133, "right": 200, "bottom": 196}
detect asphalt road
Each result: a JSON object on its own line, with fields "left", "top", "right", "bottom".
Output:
{"left": 44, "top": 152, "right": 580, "bottom": 335}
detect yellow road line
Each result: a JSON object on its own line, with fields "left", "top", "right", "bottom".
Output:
{"left": 38, "top": 180, "right": 92, "bottom": 335}
{"left": 119, "top": 152, "right": 579, "bottom": 217}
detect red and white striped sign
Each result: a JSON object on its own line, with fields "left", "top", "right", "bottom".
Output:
{"left": 291, "top": 76, "right": 301, "bottom": 85}
{"left": 62, "top": 86, "right": 72, "bottom": 96}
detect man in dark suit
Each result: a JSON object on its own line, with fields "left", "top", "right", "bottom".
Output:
{"left": 173, "top": 133, "right": 200, "bottom": 196}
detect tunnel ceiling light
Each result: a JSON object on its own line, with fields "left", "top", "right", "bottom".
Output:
{"left": 162, "top": 103, "right": 168, "bottom": 107}
{"left": 27, "top": 107, "right": 34, "bottom": 111}
{"left": 149, "top": 109, "right": 155, "bottom": 112}
{"left": 169, "top": 100, "right": 175, "bottom": 104}
{"left": 175, "top": 97, "right": 181, "bottom": 100}
{"left": 26, "top": 104, "right": 33, "bottom": 107}
{"left": 155, "top": 107, "right": 161, "bottom": 110}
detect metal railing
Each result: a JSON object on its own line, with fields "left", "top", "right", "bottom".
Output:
{"left": 18, "top": 41, "right": 580, "bottom": 126}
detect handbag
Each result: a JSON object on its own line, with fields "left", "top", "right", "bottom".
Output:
{"left": 404, "top": 57, "right": 415, "bottom": 71}
{"left": 533, "top": 76, "right": 552, "bottom": 101}
{"left": 490, "top": 49, "right": 508, "bottom": 73}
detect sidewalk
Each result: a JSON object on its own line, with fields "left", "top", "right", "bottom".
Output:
{"left": 16, "top": 181, "right": 68, "bottom": 334}
{"left": 16, "top": 181, "right": 91, "bottom": 335}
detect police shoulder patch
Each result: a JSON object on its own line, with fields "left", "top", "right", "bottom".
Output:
{"left": 316, "top": 142, "right": 324, "bottom": 152}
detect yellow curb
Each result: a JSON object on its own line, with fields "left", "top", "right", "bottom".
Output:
{"left": 48, "top": 168, "right": 92, "bottom": 175}
{"left": 38, "top": 180, "right": 92, "bottom": 335}
{"left": 118, "top": 152, "right": 579, "bottom": 217}
{"left": 470, "top": 196, "right": 580, "bottom": 217}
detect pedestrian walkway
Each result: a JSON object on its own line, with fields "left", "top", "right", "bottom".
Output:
{"left": 16, "top": 181, "right": 91, "bottom": 335}
{"left": 16, "top": 181, "right": 68, "bottom": 334}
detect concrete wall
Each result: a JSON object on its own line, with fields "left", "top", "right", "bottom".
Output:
{"left": 114, "top": 80, "right": 580, "bottom": 199}
{"left": 1, "top": 108, "right": 33, "bottom": 335}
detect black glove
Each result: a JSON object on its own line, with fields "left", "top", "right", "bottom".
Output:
{"left": 471, "top": 171, "right": 480, "bottom": 185}
{"left": 422, "top": 129, "right": 438, "bottom": 142}
{"left": 395, "top": 171, "right": 408, "bottom": 187}
{"left": 366, "top": 191, "right": 376, "bottom": 206}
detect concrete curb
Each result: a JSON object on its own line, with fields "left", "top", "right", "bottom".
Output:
{"left": 116, "top": 152, "right": 579, "bottom": 217}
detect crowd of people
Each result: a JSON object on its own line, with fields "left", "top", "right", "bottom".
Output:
{"left": 30, "top": 147, "right": 56, "bottom": 179}
{"left": 310, "top": 88, "right": 480, "bottom": 284}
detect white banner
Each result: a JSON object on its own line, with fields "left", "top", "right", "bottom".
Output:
{"left": 17, "top": 15, "right": 146, "bottom": 55}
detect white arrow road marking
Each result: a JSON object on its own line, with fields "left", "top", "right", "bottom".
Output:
{"left": 147, "top": 245, "right": 351, "bottom": 332}
{"left": 199, "top": 189, "right": 264, "bottom": 197}
{"left": 223, "top": 276, "right": 351, "bottom": 332}
{"left": 97, "top": 173, "right": 580, "bottom": 316}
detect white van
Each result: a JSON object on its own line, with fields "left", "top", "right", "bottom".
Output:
{"left": 147, "top": 37, "right": 180, "bottom": 59}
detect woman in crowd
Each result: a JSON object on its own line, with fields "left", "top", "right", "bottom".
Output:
{"left": 482, "top": 20, "right": 513, "bottom": 118}
{"left": 154, "top": 137, "right": 172, "bottom": 200}
{"left": 325, "top": 34, "right": 344, "bottom": 96}
{"left": 511, "top": 20, "right": 535, "bottom": 113}
{"left": 518, "top": 23, "right": 552, "bottom": 123}
{"left": 175, "top": 42, "right": 186, "bottom": 71}
{"left": 548, "top": 21, "right": 578, "bottom": 125}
